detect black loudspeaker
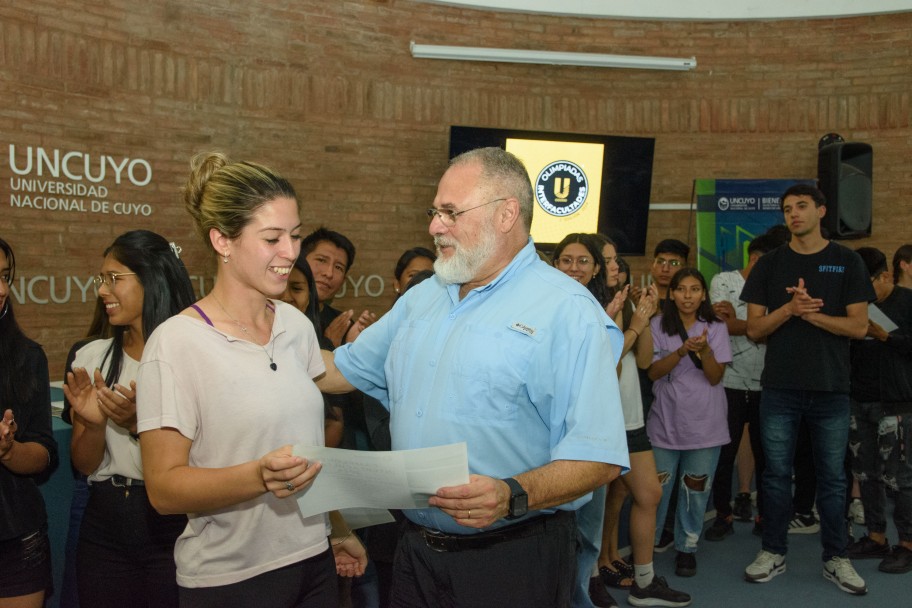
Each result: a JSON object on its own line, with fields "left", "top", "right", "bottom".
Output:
{"left": 817, "top": 142, "right": 873, "bottom": 239}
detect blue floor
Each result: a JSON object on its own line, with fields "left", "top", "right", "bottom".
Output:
{"left": 633, "top": 515, "right": 907, "bottom": 608}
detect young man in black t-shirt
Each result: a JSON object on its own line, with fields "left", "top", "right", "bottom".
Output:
{"left": 740, "top": 184, "right": 875, "bottom": 595}
{"left": 847, "top": 247, "right": 912, "bottom": 574}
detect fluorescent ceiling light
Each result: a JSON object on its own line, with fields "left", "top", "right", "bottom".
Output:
{"left": 410, "top": 41, "right": 696, "bottom": 71}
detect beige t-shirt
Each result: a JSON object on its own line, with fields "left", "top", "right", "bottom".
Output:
{"left": 136, "top": 301, "right": 328, "bottom": 588}
{"left": 73, "top": 338, "right": 144, "bottom": 482}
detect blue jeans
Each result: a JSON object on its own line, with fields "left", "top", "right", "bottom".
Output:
{"left": 571, "top": 485, "right": 607, "bottom": 608}
{"left": 850, "top": 401, "right": 912, "bottom": 543}
{"left": 653, "top": 446, "right": 721, "bottom": 553}
{"left": 760, "top": 388, "right": 850, "bottom": 561}
{"left": 61, "top": 475, "right": 90, "bottom": 608}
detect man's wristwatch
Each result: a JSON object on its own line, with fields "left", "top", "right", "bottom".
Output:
{"left": 502, "top": 477, "right": 528, "bottom": 520}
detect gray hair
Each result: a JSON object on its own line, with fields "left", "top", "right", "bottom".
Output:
{"left": 450, "top": 147, "right": 533, "bottom": 231}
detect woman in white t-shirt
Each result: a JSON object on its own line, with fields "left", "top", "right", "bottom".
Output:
{"left": 136, "top": 152, "right": 366, "bottom": 608}
{"left": 64, "top": 230, "right": 197, "bottom": 608}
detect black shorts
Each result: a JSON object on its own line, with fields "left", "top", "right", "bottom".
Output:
{"left": 0, "top": 528, "right": 53, "bottom": 599}
{"left": 626, "top": 426, "right": 652, "bottom": 454}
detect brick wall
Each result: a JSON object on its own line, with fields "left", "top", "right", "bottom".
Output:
{"left": 2, "top": 1, "right": 911, "bottom": 373}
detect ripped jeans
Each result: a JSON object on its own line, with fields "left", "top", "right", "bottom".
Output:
{"left": 652, "top": 446, "right": 721, "bottom": 554}
{"left": 850, "top": 401, "right": 912, "bottom": 543}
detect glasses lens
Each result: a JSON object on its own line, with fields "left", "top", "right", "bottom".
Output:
{"left": 558, "top": 257, "right": 591, "bottom": 268}
{"left": 656, "top": 258, "right": 682, "bottom": 268}
{"left": 428, "top": 209, "right": 455, "bottom": 226}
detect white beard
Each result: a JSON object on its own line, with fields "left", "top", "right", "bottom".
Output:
{"left": 433, "top": 226, "right": 497, "bottom": 285}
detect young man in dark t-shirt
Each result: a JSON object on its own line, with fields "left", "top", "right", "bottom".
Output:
{"left": 846, "top": 247, "right": 912, "bottom": 574}
{"left": 740, "top": 184, "right": 875, "bottom": 595}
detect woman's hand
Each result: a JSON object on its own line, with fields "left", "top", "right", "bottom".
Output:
{"left": 97, "top": 380, "right": 138, "bottom": 433}
{"left": 684, "top": 328, "right": 711, "bottom": 355}
{"left": 605, "top": 285, "right": 629, "bottom": 320}
{"left": 634, "top": 289, "right": 658, "bottom": 322}
{"left": 0, "top": 409, "right": 17, "bottom": 462}
{"left": 333, "top": 533, "right": 368, "bottom": 577}
{"left": 64, "top": 368, "right": 107, "bottom": 429}
{"left": 257, "top": 445, "right": 322, "bottom": 498}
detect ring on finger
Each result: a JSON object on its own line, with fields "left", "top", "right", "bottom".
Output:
{"left": 285, "top": 481, "right": 295, "bottom": 492}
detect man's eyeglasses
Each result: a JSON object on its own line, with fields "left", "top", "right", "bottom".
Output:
{"left": 426, "top": 198, "right": 506, "bottom": 227}
{"left": 93, "top": 271, "right": 137, "bottom": 288}
{"left": 654, "top": 257, "right": 683, "bottom": 269}
{"left": 556, "top": 256, "right": 594, "bottom": 270}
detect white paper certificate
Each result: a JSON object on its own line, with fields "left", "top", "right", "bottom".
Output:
{"left": 291, "top": 442, "right": 469, "bottom": 519}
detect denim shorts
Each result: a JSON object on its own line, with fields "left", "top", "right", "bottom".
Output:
{"left": 626, "top": 425, "right": 652, "bottom": 454}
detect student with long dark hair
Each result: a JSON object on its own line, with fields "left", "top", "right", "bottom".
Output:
{"left": 551, "top": 232, "right": 623, "bottom": 608}
{"left": 0, "top": 237, "right": 58, "bottom": 608}
{"left": 64, "top": 230, "right": 196, "bottom": 608}
{"left": 647, "top": 268, "right": 731, "bottom": 579}
{"left": 591, "top": 235, "right": 691, "bottom": 607}
{"left": 393, "top": 247, "right": 436, "bottom": 298}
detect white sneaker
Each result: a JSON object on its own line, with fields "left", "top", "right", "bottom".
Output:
{"left": 823, "top": 556, "right": 867, "bottom": 595}
{"left": 848, "top": 498, "right": 865, "bottom": 525}
{"left": 744, "top": 550, "right": 786, "bottom": 583}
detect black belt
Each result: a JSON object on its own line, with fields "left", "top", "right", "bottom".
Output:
{"left": 413, "top": 511, "right": 566, "bottom": 553}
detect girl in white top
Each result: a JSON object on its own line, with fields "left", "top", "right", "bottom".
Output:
{"left": 592, "top": 235, "right": 691, "bottom": 606}
{"left": 64, "top": 230, "right": 197, "bottom": 608}
{"left": 136, "top": 152, "right": 365, "bottom": 608}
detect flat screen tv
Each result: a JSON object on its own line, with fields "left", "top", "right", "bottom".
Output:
{"left": 449, "top": 126, "right": 655, "bottom": 255}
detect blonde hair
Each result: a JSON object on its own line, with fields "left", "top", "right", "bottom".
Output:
{"left": 183, "top": 152, "right": 299, "bottom": 252}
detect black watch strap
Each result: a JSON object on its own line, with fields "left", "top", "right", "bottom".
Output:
{"left": 502, "top": 477, "right": 528, "bottom": 519}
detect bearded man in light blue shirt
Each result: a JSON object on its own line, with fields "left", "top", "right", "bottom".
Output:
{"left": 319, "top": 147, "right": 628, "bottom": 607}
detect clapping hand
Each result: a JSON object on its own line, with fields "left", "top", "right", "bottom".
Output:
{"left": 606, "top": 285, "right": 629, "bottom": 320}
{"left": 684, "top": 328, "right": 710, "bottom": 356}
{"left": 0, "top": 409, "right": 17, "bottom": 461}
{"left": 64, "top": 368, "right": 107, "bottom": 429}
{"left": 785, "top": 278, "right": 824, "bottom": 318}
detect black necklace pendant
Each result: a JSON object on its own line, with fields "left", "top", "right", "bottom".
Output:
{"left": 270, "top": 362, "right": 278, "bottom": 371}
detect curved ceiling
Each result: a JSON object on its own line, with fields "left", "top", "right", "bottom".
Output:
{"left": 416, "top": 0, "right": 912, "bottom": 20}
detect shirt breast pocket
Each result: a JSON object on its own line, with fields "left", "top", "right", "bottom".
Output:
{"left": 449, "top": 325, "right": 536, "bottom": 427}
{"left": 387, "top": 319, "right": 432, "bottom": 403}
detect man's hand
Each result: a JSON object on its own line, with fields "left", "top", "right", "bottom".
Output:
{"left": 784, "top": 278, "right": 824, "bottom": 317}
{"left": 867, "top": 320, "right": 889, "bottom": 341}
{"left": 344, "top": 310, "right": 377, "bottom": 344}
{"left": 712, "top": 300, "right": 736, "bottom": 321}
{"left": 324, "top": 310, "right": 355, "bottom": 348}
{"left": 429, "top": 474, "right": 511, "bottom": 529}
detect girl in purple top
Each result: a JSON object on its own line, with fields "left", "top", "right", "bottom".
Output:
{"left": 647, "top": 268, "right": 732, "bottom": 578}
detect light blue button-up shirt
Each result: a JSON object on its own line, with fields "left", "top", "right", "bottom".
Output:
{"left": 334, "top": 238, "right": 629, "bottom": 533}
